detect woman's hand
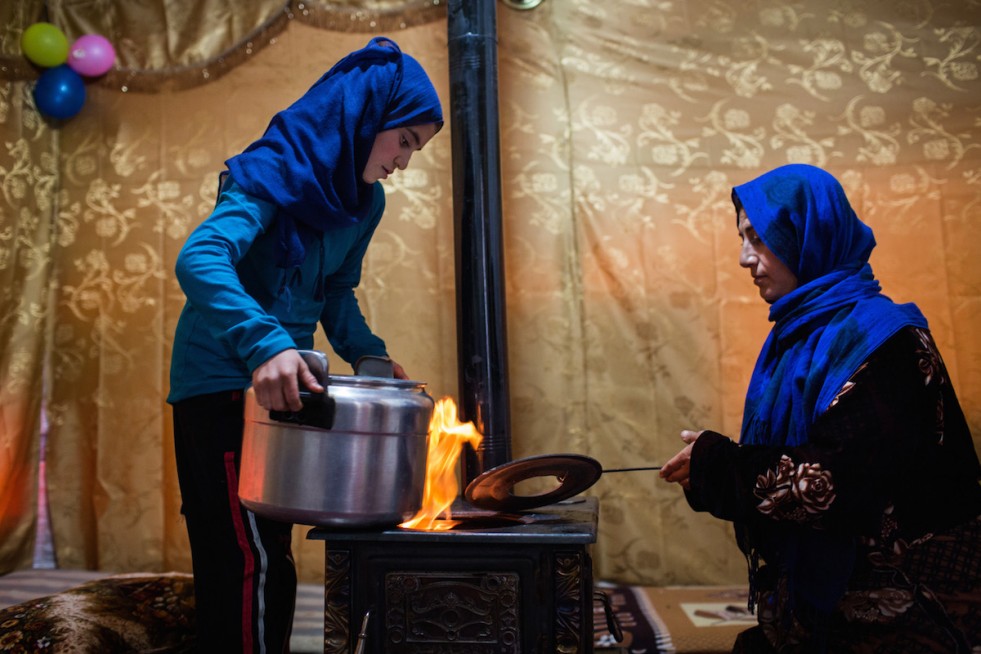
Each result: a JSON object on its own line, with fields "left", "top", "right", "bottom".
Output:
{"left": 391, "top": 360, "right": 408, "bottom": 380}
{"left": 252, "top": 349, "right": 324, "bottom": 411}
{"left": 659, "top": 429, "right": 703, "bottom": 490}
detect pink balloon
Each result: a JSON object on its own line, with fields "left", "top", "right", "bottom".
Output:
{"left": 67, "top": 34, "right": 115, "bottom": 77}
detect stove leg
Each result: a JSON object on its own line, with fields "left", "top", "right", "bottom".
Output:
{"left": 324, "top": 548, "right": 352, "bottom": 654}
{"left": 556, "top": 550, "right": 592, "bottom": 653}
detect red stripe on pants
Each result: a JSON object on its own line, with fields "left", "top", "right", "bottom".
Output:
{"left": 225, "top": 452, "right": 255, "bottom": 653}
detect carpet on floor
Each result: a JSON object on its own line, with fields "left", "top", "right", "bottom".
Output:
{"left": 1, "top": 570, "right": 751, "bottom": 653}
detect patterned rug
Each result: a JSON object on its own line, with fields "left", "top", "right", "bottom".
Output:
{"left": 629, "top": 585, "right": 756, "bottom": 653}
{"left": 296, "top": 580, "right": 676, "bottom": 653}
{"left": 594, "top": 581, "right": 675, "bottom": 652}
{"left": 0, "top": 570, "right": 746, "bottom": 653}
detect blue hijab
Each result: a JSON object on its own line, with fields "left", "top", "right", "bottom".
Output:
{"left": 225, "top": 37, "right": 443, "bottom": 270}
{"left": 735, "top": 164, "right": 927, "bottom": 448}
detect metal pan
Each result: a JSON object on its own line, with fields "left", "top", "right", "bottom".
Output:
{"left": 464, "top": 453, "right": 661, "bottom": 513}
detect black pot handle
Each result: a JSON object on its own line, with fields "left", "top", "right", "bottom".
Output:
{"left": 268, "top": 350, "right": 335, "bottom": 429}
{"left": 268, "top": 392, "right": 335, "bottom": 430}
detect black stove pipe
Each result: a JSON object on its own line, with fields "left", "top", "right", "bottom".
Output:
{"left": 447, "top": 0, "right": 512, "bottom": 481}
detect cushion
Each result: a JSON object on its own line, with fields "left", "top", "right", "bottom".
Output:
{"left": 0, "top": 572, "right": 195, "bottom": 653}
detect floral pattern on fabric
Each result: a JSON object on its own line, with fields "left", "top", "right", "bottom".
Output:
{"left": 859, "top": 504, "right": 906, "bottom": 554}
{"left": 912, "top": 327, "right": 946, "bottom": 444}
{"left": 827, "top": 362, "right": 867, "bottom": 410}
{"left": 838, "top": 588, "right": 915, "bottom": 623}
{"left": 913, "top": 328, "right": 944, "bottom": 388}
{"left": 692, "top": 328, "right": 981, "bottom": 652}
{"left": 754, "top": 454, "right": 837, "bottom": 521}
{"left": 0, "top": 573, "right": 195, "bottom": 653}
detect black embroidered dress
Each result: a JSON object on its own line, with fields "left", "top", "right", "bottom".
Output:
{"left": 687, "top": 326, "right": 981, "bottom": 653}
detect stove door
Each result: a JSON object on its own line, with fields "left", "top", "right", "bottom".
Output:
{"left": 325, "top": 540, "right": 594, "bottom": 653}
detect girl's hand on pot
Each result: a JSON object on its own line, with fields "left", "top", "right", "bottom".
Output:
{"left": 659, "top": 429, "right": 703, "bottom": 490}
{"left": 252, "top": 349, "right": 324, "bottom": 412}
{"left": 392, "top": 360, "right": 408, "bottom": 380}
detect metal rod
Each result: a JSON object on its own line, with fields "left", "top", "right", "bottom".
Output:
{"left": 601, "top": 466, "right": 663, "bottom": 473}
{"left": 353, "top": 609, "right": 371, "bottom": 654}
{"left": 447, "top": 0, "right": 512, "bottom": 482}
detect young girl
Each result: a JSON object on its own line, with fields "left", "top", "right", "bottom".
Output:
{"left": 168, "top": 37, "right": 443, "bottom": 652}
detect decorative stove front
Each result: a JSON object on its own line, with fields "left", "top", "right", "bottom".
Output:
{"left": 308, "top": 497, "right": 599, "bottom": 653}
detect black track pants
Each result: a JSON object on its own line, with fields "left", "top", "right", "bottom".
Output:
{"left": 173, "top": 390, "right": 297, "bottom": 654}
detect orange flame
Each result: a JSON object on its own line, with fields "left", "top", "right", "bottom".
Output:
{"left": 400, "top": 397, "right": 482, "bottom": 531}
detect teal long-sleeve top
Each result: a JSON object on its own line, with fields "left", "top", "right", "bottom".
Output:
{"left": 168, "top": 176, "right": 388, "bottom": 403}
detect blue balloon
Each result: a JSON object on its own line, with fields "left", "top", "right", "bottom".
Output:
{"left": 34, "top": 65, "right": 86, "bottom": 120}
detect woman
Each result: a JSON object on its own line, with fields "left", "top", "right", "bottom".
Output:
{"left": 660, "top": 164, "right": 981, "bottom": 653}
{"left": 168, "top": 37, "right": 443, "bottom": 652}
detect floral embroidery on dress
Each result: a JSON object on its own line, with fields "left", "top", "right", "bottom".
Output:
{"left": 827, "top": 362, "right": 867, "bottom": 409}
{"left": 755, "top": 454, "right": 836, "bottom": 521}
{"left": 838, "top": 587, "right": 915, "bottom": 623}
{"left": 913, "top": 327, "right": 944, "bottom": 387}
{"left": 860, "top": 503, "right": 900, "bottom": 549}
{"left": 913, "top": 327, "right": 946, "bottom": 444}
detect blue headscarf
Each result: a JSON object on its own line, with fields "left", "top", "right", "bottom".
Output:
{"left": 225, "top": 37, "right": 443, "bottom": 271}
{"left": 735, "top": 164, "right": 927, "bottom": 448}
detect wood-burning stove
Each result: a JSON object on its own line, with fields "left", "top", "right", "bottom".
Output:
{"left": 308, "top": 498, "right": 598, "bottom": 653}
{"left": 307, "top": 3, "right": 609, "bottom": 650}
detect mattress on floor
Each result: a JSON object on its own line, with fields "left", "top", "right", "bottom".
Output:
{"left": 0, "top": 568, "right": 325, "bottom": 653}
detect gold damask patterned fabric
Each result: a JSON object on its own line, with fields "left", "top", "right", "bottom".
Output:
{"left": 0, "top": 0, "right": 446, "bottom": 90}
{"left": 496, "top": 0, "right": 981, "bottom": 585}
{"left": 0, "top": 86, "right": 53, "bottom": 572}
{"left": 1, "top": 0, "right": 980, "bottom": 587}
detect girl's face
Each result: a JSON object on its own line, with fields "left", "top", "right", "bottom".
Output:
{"left": 738, "top": 210, "right": 799, "bottom": 304}
{"left": 362, "top": 122, "right": 440, "bottom": 184}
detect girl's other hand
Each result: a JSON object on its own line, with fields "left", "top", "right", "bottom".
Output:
{"left": 391, "top": 360, "right": 408, "bottom": 380}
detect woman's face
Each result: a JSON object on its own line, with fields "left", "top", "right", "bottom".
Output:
{"left": 362, "top": 122, "right": 440, "bottom": 184}
{"left": 738, "top": 210, "right": 799, "bottom": 304}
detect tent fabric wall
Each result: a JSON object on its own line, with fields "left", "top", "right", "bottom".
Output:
{"left": 0, "top": 0, "right": 979, "bottom": 586}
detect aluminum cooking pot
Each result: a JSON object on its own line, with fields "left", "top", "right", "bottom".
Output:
{"left": 238, "top": 350, "right": 435, "bottom": 528}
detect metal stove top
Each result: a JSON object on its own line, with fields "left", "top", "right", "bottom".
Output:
{"left": 307, "top": 496, "right": 598, "bottom": 545}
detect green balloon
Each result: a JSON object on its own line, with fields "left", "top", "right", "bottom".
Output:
{"left": 22, "top": 22, "right": 69, "bottom": 68}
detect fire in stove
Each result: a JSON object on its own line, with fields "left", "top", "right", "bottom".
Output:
{"left": 400, "top": 397, "right": 483, "bottom": 531}
{"left": 308, "top": 400, "right": 607, "bottom": 652}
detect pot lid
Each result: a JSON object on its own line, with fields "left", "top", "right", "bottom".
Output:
{"left": 464, "top": 453, "right": 603, "bottom": 512}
